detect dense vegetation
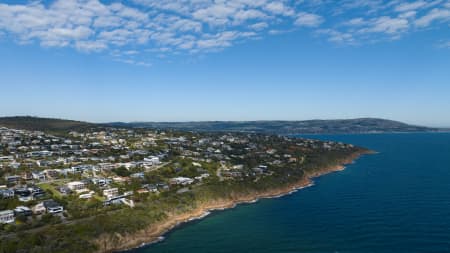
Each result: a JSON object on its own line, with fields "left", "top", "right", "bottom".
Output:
{"left": 0, "top": 116, "right": 93, "bottom": 133}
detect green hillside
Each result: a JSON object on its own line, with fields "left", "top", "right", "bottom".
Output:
{"left": 0, "top": 116, "right": 93, "bottom": 133}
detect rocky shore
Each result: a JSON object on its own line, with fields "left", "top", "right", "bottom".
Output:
{"left": 94, "top": 150, "right": 371, "bottom": 253}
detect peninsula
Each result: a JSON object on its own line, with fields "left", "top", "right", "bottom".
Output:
{"left": 0, "top": 117, "right": 371, "bottom": 253}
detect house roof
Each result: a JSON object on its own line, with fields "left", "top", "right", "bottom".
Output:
{"left": 43, "top": 200, "right": 62, "bottom": 208}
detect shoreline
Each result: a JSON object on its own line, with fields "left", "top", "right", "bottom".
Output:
{"left": 95, "top": 150, "right": 371, "bottom": 253}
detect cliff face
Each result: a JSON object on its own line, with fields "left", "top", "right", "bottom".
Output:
{"left": 93, "top": 150, "right": 369, "bottom": 253}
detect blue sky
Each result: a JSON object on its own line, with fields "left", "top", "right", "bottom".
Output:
{"left": 0, "top": 0, "right": 450, "bottom": 126}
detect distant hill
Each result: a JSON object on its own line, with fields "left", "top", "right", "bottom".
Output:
{"left": 0, "top": 116, "right": 93, "bottom": 132}
{"left": 107, "top": 118, "right": 442, "bottom": 134}
{"left": 0, "top": 116, "right": 443, "bottom": 135}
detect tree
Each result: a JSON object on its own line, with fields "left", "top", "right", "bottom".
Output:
{"left": 112, "top": 166, "right": 131, "bottom": 177}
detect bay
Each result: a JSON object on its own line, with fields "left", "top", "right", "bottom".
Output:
{"left": 131, "top": 133, "right": 450, "bottom": 253}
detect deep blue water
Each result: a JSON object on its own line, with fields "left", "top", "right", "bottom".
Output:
{"left": 131, "top": 133, "right": 450, "bottom": 253}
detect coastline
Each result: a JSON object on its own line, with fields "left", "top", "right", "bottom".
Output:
{"left": 94, "top": 150, "right": 371, "bottom": 253}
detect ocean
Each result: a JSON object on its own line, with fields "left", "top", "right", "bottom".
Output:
{"left": 130, "top": 133, "right": 450, "bottom": 253}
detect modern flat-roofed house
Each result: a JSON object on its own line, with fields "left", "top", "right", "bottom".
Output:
{"left": 31, "top": 171, "right": 46, "bottom": 181}
{"left": 91, "top": 178, "right": 112, "bottom": 187}
{"left": 5, "top": 175, "right": 21, "bottom": 185}
{"left": 79, "top": 191, "right": 94, "bottom": 199}
{"left": 0, "top": 189, "right": 14, "bottom": 198}
{"left": 0, "top": 156, "right": 13, "bottom": 162}
{"left": 103, "top": 188, "right": 119, "bottom": 200}
{"left": 43, "top": 200, "right": 64, "bottom": 214}
{"left": 170, "top": 177, "right": 194, "bottom": 186}
{"left": 67, "top": 181, "right": 86, "bottom": 191}
{"left": 144, "top": 156, "right": 160, "bottom": 165}
{"left": 0, "top": 210, "right": 15, "bottom": 224}
{"left": 14, "top": 206, "right": 32, "bottom": 216}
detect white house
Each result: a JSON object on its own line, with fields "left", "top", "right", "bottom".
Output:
{"left": 0, "top": 210, "right": 15, "bottom": 224}
{"left": 67, "top": 181, "right": 86, "bottom": 191}
{"left": 32, "top": 171, "right": 46, "bottom": 181}
{"left": 144, "top": 156, "right": 160, "bottom": 165}
{"left": 103, "top": 188, "right": 119, "bottom": 200}
{"left": 170, "top": 177, "right": 194, "bottom": 186}
{"left": 195, "top": 173, "right": 210, "bottom": 181}
{"left": 79, "top": 191, "right": 95, "bottom": 199}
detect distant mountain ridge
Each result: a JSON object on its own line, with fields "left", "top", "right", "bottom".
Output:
{"left": 107, "top": 118, "right": 442, "bottom": 134}
{"left": 0, "top": 116, "right": 444, "bottom": 134}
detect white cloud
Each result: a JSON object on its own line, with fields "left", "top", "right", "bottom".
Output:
{"left": 436, "top": 39, "right": 450, "bottom": 48}
{"left": 249, "top": 22, "right": 269, "bottom": 30}
{"left": 0, "top": 0, "right": 450, "bottom": 66}
{"left": 344, "top": 18, "right": 367, "bottom": 26}
{"left": 317, "top": 29, "right": 355, "bottom": 44}
{"left": 415, "top": 8, "right": 450, "bottom": 27}
{"left": 395, "top": 1, "right": 428, "bottom": 12}
{"left": 75, "top": 40, "right": 108, "bottom": 52}
{"left": 295, "top": 12, "right": 324, "bottom": 27}
{"left": 264, "top": 2, "right": 294, "bottom": 16}
{"left": 365, "top": 16, "right": 410, "bottom": 34}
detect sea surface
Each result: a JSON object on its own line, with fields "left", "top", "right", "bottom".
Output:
{"left": 130, "top": 133, "right": 450, "bottom": 253}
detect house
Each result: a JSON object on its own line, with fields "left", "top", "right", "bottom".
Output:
{"left": 5, "top": 175, "right": 21, "bottom": 184}
{"left": 195, "top": 173, "right": 210, "bottom": 181}
{"left": 130, "top": 172, "right": 145, "bottom": 179}
{"left": 43, "top": 200, "right": 64, "bottom": 214}
{"left": 112, "top": 176, "right": 129, "bottom": 184}
{"left": 67, "top": 181, "right": 86, "bottom": 191}
{"left": 144, "top": 156, "right": 160, "bottom": 165}
{"left": 32, "top": 171, "right": 46, "bottom": 181}
{"left": 103, "top": 188, "right": 119, "bottom": 200}
{"left": 145, "top": 184, "right": 158, "bottom": 193}
{"left": 21, "top": 172, "right": 33, "bottom": 181}
{"left": 156, "top": 183, "right": 169, "bottom": 190}
{"left": 57, "top": 186, "right": 72, "bottom": 195}
{"left": 0, "top": 210, "right": 15, "bottom": 224}
{"left": 36, "top": 160, "right": 50, "bottom": 167}
{"left": 0, "top": 156, "right": 13, "bottom": 162}
{"left": 14, "top": 206, "right": 32, "bottom": 216}
{"left": 137, "top": 188, "right": 149, "bottom": 194}
{"left": 32, "top": 203, "right": 46, "bottom": 215}
{"left": 103, "top": 190, "right": 133, "bottom": 205}
{"left": 79, "top": 191, "right": 95, "bottom": 199}
{"left": 15, "top": 188, "right": 33, "bottom": 202}
{"left": 91, "top": 178, "right": 112, "bottom": 187}
{"left": 30, "top": 186, "right": 46, "bottom": 198}
{"left": 170, "top": 177, "right": 194, "bottom": 186}
{"left": 0, "top": 189, "right": 14, "bottom": 198}
{"left": 98, "top": 163, "right": 115, "bottom": 171}
{"left": 43, "top": 169, "right": 59, "bottom": 179}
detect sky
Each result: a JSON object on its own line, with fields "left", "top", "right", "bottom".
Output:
{"left": 0, "top": 0, "right": 449, "bottom": 127}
